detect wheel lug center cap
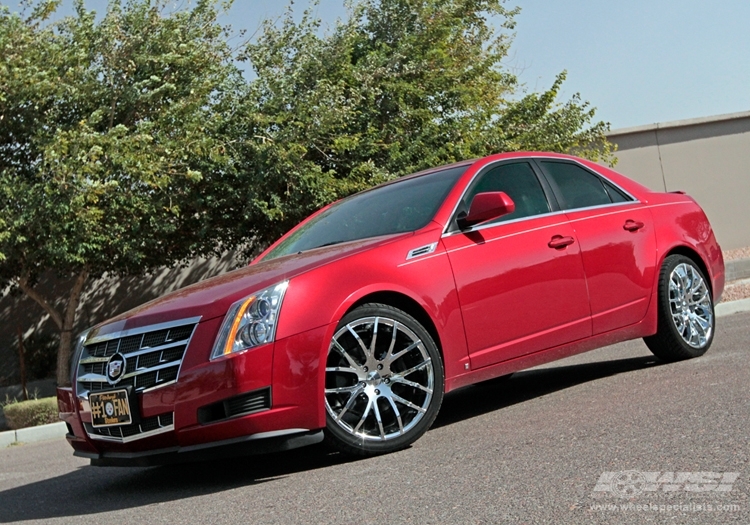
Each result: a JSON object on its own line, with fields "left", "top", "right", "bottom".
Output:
{"left": 366, "top": 371, "right": 382, "bottom": 385}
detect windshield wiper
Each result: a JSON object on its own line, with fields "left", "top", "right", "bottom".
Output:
{"left": 316, "top": 240, "right": 345, "bottom": 248}
{"left": 296, "top": 240, "right": 346, "bottom": 255}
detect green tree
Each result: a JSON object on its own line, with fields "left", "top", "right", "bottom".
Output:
{"left": 0, "top": 0, "right": 243, "bottom": 385}
{"left": 1, "top": 0, "right": 615, "bottom": 386}
{"left": 232, "top": 0, "right": 614, "bottom": 248}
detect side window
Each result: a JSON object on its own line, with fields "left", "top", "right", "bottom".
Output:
{"left": 464, "top": 162, "right": 551, "bottom": 224}
{"left": 540, "top": 161, "right": 619, "bottom": 210}
{"left": 601, "top": 178, "right": 632, "bottom": 203}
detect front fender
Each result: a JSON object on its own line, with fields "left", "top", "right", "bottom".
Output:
{"left": 275, "top": 232, "right": 469, "bottom": 391}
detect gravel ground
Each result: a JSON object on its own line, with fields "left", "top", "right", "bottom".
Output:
{"left": 723, "top": 246, "right": 750, "bottom": 261}
{"left": 722, "top": 279, "right": 750, "bottom": 303}
{"left": 721, "top": 247, "right": 750, "bottom": 302}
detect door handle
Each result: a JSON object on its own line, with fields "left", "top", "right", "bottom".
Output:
{"left": 548, "top": 235, "right": 575, "bottom": 249}
{"left": 623, "top": 220, "right": 645, "bottom": 232}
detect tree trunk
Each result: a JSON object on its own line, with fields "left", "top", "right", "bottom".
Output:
{"left": 19, "top": 269, "right": 89, "bottom": 387}
{"left": 57, "top": 329, "right": 74, "bottom": 387}
{"left": 16, "top": 326, "right": 28, "bottom": 401}
{"left": 57, "top": 269, "right": 89, "bottom": 387}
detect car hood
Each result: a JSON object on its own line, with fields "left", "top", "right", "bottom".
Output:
{"left": 88, "top": 233, "right": 412, "bottom": 338}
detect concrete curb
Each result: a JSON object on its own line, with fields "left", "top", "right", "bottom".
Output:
{"left": 726, "top": 259, "right": 750, "bottom": 282}
{"left": 0, "top": 422, "right": 67, "bottom": 448}
{"left": 0, "top": 430, "right": 16, "bottom": 448}
{"left": 716, "top": 297, "right": 750, "bottom": 318}
{"left": 2, "top": 298, "right": 750, "bottom": 450}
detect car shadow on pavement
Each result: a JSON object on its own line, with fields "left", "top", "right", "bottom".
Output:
{"left": 433, "top": 354, "right": 660, "bottom": 429}
{"left": 0, "top": 442, "right": 357, "bottom": 523}
{"left": 0, "top": 353, "right": 660, "bottom": 523}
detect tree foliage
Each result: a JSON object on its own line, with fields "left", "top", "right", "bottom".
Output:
{"left": 232, "top": 0, "right": 614, "bottom": 247}
{"left": 0, "top": 0, "right": 242, "bottom": 384}
{"left": 0, "top": 0, "right": 614, "bottom": 385}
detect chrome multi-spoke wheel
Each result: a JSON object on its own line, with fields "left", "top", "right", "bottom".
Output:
{"left": 668, "top": 262, "right": 713, "bottom": 348}
{"left": 324, "top": 304, "right": 443, "bottom": 455}
{"left": 645, "top": 255, "right": 715, "bottom": 361}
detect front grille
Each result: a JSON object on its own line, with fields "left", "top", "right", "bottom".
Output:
{"left": 84, "top": 412, "right": 174, "bottom": 442}
{"left": 76, "top": 318, "right": 198, "bottom": 398}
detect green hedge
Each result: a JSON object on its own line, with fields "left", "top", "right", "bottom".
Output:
{"left": 2, "top": 397, "right": 58, "bottom": 430}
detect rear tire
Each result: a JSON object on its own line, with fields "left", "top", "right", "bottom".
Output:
{"left": 324, "top": 303, "right": 444, "bottom": 456}
{"left": 644, "top": 255, "right": 715, "bottom": 362}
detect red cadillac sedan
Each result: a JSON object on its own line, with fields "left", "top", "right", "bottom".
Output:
{"left": 57, "top": 152, "right": 724, "bottom": 465}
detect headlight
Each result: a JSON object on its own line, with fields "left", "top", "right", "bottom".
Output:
{"left": 210, "top": 281, "right": 289, "bottom": 359}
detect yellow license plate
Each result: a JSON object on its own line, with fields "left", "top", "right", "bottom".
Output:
{"left": 90, "top": 389, "right": 132, "bottom": 428}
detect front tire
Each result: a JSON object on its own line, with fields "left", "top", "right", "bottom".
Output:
{"left": 324, "top": 303, "right": 444, "bottom": 456}
{"left": 644, "top": 255, "right": 715, "bottom": 362}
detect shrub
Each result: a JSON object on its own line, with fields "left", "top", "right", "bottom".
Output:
{"left": 2, "top": 397, "right": 59, "bottom": 430}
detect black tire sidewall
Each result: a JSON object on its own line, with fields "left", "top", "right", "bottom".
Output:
{"left": 654, "top": 255, "right": 715, "bottom": 359}
{"left": 324, "top": 303, "right": 444, "bottom": 455}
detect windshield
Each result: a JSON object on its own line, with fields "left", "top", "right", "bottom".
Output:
{"left": 263, "top": 165, "right": 468, "bottom": 260}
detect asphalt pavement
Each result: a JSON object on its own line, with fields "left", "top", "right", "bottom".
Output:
{"left": 1, "top": 311, "right": 748, "bottom": 524}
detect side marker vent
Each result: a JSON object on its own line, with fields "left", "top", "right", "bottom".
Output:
{"left": 406, "top": 242, "right": 438, "bottom": 260}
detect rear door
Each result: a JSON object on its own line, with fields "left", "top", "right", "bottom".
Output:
{"left": 443, "top": 160, "right": 592, "bottom": 369}
{"left": 535, "top": 160, "right": 657, "bottom": 334}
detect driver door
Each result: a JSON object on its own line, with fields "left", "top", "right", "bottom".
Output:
{"left": 443, "top": 160, "right": 592, "bottom": 369}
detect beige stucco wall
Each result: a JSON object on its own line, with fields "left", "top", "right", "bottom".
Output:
{"left": 607, "top": 111, "right": 750, "bottom": 250}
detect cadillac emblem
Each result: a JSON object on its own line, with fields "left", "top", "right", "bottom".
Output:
{"left": 106, "top": 353, "right": 127, "bottom": 385}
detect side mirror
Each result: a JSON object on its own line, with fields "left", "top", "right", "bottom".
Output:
{"left": 457, "top": 191, "right": 515, "bottom": 229}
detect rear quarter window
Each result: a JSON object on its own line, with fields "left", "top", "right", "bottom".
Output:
{"left": 540, "top": 161, "right": 632, "bottom": 210}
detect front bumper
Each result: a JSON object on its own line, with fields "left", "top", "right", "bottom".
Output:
{"left": 77, "top": 429, "right": 324, "bottom": 467}
{"left": 58, "top": 318, "right": 330, "bottom": 465}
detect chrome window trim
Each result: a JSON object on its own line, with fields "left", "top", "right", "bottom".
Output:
{"left": 534, "top": 157, "right": 638, "bottom": 203}
{"left": 444, "top": 218, "right": 572, "bottom": 256}
{"left": 85, "top": 316, "right": 203, "bottom": 345}
{"left": 441, "top": 200, "right": 660, "bottom": 257}
{"left": 442, "top": 208, "right": 566, "bottom": 238}
{"left": 441, "top": 200, "right": 643, "bottom": 238}
{"left": 563, "top": 200, "right": 642, "bottom": 218}
{"left": 441, "top": 155, "right": 639, "bottom": 236}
